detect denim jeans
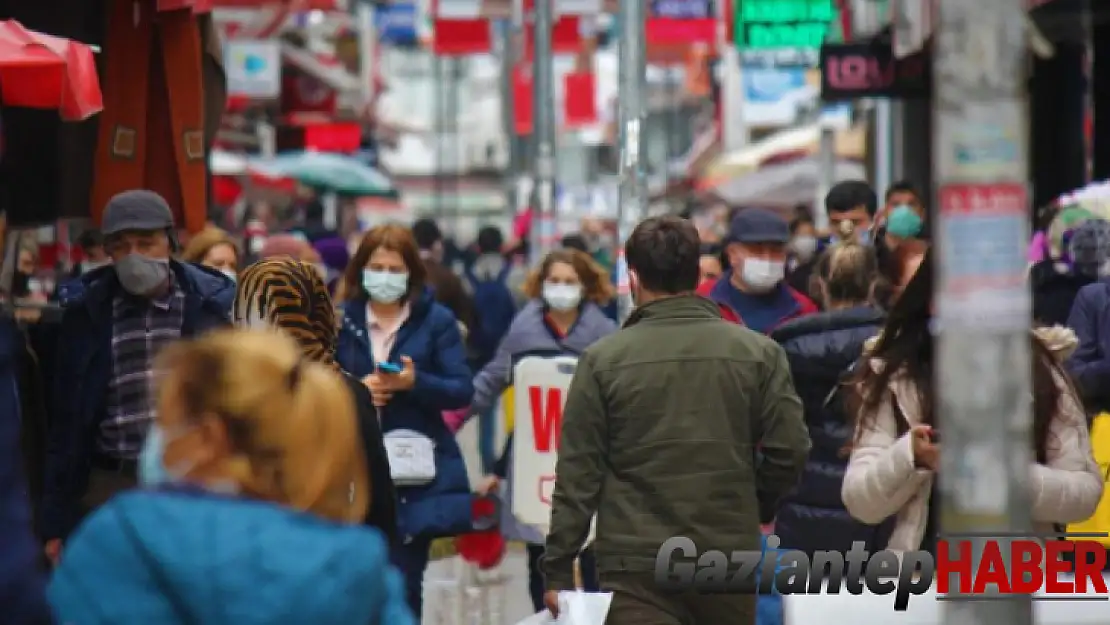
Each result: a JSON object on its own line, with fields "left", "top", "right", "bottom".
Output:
{"left": 478, "top": 402, "right": 498, "bottom": 474}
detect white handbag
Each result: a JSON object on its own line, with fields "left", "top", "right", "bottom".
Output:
{"left": 383, "top": 429, "right": 437, "bottom": 486}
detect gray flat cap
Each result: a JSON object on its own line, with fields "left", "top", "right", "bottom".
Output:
{"left": 101, "top": 190, "right": 174, "bottom": 236}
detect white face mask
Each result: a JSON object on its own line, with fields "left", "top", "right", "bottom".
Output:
{"left": 790, "top": 236, "right": 818, "bottom": 262}
{"left": 221, "top": 269, "right": 237, "bottom": 283}
{"left": 362, "top": 269, "right": 408, "bottom": 303}
{"left": 542, "top": 282, "right": 583, "bottom": 311}
{"left": 741, "top": 257, "right": 785, "bottom": 292}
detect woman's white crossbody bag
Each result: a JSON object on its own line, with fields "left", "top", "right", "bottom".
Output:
{"left": 383, "top": 429, "right": 437, "bottom": 486}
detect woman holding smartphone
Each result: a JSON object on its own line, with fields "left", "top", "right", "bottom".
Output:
{"left": 842, "top": 248, "right": 1102, "bottom": 556}
{"left": 335, "top": 224, "right": 475, "bottom": 619}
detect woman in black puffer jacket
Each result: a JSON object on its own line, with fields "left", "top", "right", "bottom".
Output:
{"left": 770, "top": 237, "right": 891, "bottom": 555}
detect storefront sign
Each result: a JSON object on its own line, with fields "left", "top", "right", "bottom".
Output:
{"left": 226, "top": 40, "right": 281, "bottom": 99}
{"left": 734, "top": 0, "right": 835, "bottom": 50}
{"left": 375, "top": 2, "right": 418, "bottom": 46}
{"left": 819, "top": 41, "right": 930, "bottom": 100}
{"left": 652, "top": 0, "right": 711, "bottom": 18}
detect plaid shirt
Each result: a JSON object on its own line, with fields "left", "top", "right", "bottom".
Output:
{"left": 99, "top": 282, "right": 185, "bottom": 459}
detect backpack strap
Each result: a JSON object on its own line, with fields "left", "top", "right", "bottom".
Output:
{"left": 496, "top": 262, "right": 513, "bottom": 283}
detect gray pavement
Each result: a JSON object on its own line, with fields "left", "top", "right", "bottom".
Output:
{"left": 423, "top": 549, "right": 536, "bottom": 625}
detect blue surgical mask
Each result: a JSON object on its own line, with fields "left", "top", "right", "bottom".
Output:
{"left": 362, "top": 269, "right": 409, "bottom": 303}
{"left": 139, "top": 424, "right": 195, "bottom": 487}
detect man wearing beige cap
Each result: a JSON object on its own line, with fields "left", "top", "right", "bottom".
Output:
{"left": 42, "top": 190, "right": 235, "bottom": 562}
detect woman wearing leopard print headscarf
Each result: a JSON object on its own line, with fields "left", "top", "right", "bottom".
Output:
{"left": 233, "top": 258, "right": 397, "bottom": 542}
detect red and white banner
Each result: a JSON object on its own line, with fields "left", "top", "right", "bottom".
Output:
{"left": 510, "top": 356, "right": 595, "bottom": 540}
{"left": 435, "top": 0, "right": 605, "bottom": 18}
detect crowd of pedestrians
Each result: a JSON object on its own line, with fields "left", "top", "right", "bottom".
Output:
{"left": 0, "top": 177, "right": 1106, "bottom": 625}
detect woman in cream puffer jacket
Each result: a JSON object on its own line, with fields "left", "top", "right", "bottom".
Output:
{"left": 842, "top": 249, "right": 1103, "bottom": 554}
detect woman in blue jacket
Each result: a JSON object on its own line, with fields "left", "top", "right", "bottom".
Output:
{"left": 471, "top": 248, "right": 617, "bottom": 612}
{"left": 335, "top": 224, "right": 475, "bottom": 619}
{"left": 48, "top": 330, "right": 413, "bottom": 625}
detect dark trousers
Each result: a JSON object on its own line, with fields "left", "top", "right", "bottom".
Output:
{"left": 81, "top": 465, "right": 138, "bottom": 518}
{"left": 601, "top": 572, "right": 755, "bottom": 625}
{"left": 390, "top": 538, "right": 432, "bottom": 620}
{"left": 526, "top": 543, "right": 598, "bottom": 612}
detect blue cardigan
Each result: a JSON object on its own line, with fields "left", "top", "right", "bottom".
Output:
{"left": 336, "top": 289, "right": 475, "bottom": 540}
{"left": 48, "top": 489, "right": 414, "bottom": 625}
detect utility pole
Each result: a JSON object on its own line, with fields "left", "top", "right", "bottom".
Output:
{"left": 934, "top": 1, "right": 1033, "bottom": 624}
{"left": 499, "top": 2, "right": 522, "bottom": 225}
{"left": 615, "top": 0, "right": 648, "bottom": 323}
{"left": 529, "top": 0, "right": 557, "bottom": 265}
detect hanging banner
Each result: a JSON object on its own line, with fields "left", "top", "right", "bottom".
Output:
{"left": 511, "top": 356, "right": 577, "bottom": 532}
{"left": 513, "top": 66, "right": 534, "bottom": 135}
{"left": 432, "top": 19, "right": 493, "bottom": 55}
{"left": 647, "top": 0, "right": 715, "bottom": 45}
{"left": 740, "top": 64, "right": 815, "bottom": 128}
{"left": 563, "top": 71, "right": 598, "bottom": 128}
{"left": 523, "top": 17, "right": 584, "bottom": 61}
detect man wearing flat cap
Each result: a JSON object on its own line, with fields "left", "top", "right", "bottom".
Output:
{"left": 41, "top": 190, "right": 235, "bottom": 560}
{"left": 697, "top": 208, "right": 818, "bottom": 333}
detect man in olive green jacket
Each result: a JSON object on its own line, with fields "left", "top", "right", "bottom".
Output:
{"left": 542, "top": 216, "right": 811, "bottom": 625}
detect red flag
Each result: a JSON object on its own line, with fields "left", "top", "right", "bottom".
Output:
{"left": 433, "top": 19, "right": 492, "bottom": 56}
{"left": 513, "top": 66, "right": 533, "bottom": 135}
{"left": 562, "top": 71, "right": 597, "bottom": 128}
{"left": 523, "top": 17, "right": 583, "bottom": 62}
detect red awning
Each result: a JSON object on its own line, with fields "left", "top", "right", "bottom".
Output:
{"left": 0, "top": 20, "right": 103, "bottom": 120}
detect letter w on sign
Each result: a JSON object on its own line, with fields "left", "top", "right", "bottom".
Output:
{"left": 530, "top": 386, "right": 563, "bottom": 452}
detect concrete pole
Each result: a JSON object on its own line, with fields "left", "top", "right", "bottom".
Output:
{"left": 500, "top": 0, "right": 524, "bottom": 224}
{"left": 874, "top": 100, "right": 893, "bottom": 197}
{"left": 529, "top": 0, "right": 557, "bottom": 265}
{"left": 933, "top": 1, "right": 1033, "bottom": 623}
{"left": 719, "top": 0, "right": 748, "bottom": 152}
{"left": 814, "top": 124, "right": 835, "bottom": 232}
{"left": 614, "top": 0, "right": 648, "bottom": 323}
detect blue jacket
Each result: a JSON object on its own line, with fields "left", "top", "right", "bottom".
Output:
{"left": 336, "top": 289, "right": 475, "bottom": 540}
{"left": 48, "top": 489, "right": 414, "bottom": 625}
{"left": 471, "top": 299, "right": 617, "bottom": 416}
{"left": 1066, "top": 279, "right": 1110, "bottom": 413}
{"left": 0, "top": 318, "right": 51, "bottom": 623}
{"left": 42, "top": 262, "right": 234, "bottom": 540}
{"left": 770, "top": 307, "right": 889, "bottom": 555}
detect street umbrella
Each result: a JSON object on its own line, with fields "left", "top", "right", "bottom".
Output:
{"left": 0, "top": 20, "right": 103, "bottom": 120}
{"left": 249, "top": 151, "right": 398, "bottom": 197}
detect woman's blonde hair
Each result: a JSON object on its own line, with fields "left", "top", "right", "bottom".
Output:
{"left": 156, "top": 329, "right": 368, "bottom": 523}
{"left": 810, "top": 222, "right": 886, "bottom": 306}
{"left": 522, "top": 249, "right": 614, "bottom": 304}
{"left": 182, "top": 226, "right": 240, "bottom": 266}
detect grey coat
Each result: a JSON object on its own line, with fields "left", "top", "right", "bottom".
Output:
{"left": 470, "top": 299, "right": 617, "bottom": 415}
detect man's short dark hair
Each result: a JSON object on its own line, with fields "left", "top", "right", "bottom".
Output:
{"left": 411, "top": 218, "right": 442, "bottom": 251}
{"left": 885, "top": 180, "right": 918, "bottom": 202}
{"left": 561, "top": 234, "right": 589, "bottom": 253}
{"left": 788, "top": 215, "right": 814, "bottom": 234}
{"left": 476, "top": 226, "right": 504, "bottom": 254}
{"left": 825, "top": 180, "right": 877, "bottom": 217}
{"left": 625, "top": 216, "right": 700, "bottom": 294}
{"left": 77, "top": 229, "right": 104, "bottom": 251}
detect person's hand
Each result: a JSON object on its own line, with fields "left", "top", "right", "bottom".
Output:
{"left": 910, "top": 425, "right": 939, "bottom": 470}
{"left": 476, "top": 475, "right": 500, "bottom": 496}
{"left": 362, "top": 374, "right": 393, "bottom": 407}
{"left": 380, "top": 356, "right": 416, "bottom": 391}
{"left": 44, "top": 539, "right": 62, "bottom": 565}
{"left": 543, "top": 590, "right": 561, "bottom": 618}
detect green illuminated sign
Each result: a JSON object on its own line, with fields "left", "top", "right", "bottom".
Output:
{"left": 734, "top": 0, "right": 837, "bottom": 50}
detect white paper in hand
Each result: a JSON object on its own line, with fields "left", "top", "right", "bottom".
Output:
{"left": 510, "top": 591, "right": 613, "bottom": 625}
{"left": 561, "top": 590, "right": 614, "bottom": 625}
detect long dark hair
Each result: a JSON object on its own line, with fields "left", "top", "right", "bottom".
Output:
{"left": 852, "top": 247, "right": 1060, "bottom": 462}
